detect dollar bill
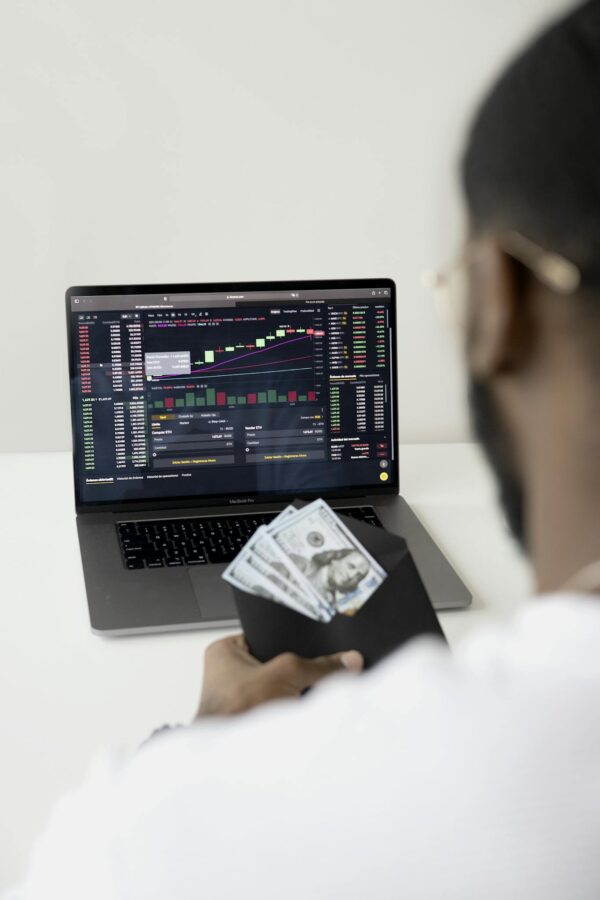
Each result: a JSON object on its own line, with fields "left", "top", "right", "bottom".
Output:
{"left": 222, "top": 543, "right": 330, "bottom": 621}
{"left": 247, "top": 525, "right": 334, "bottom": 620}
{"left": 274, "top": 505, "right": 298, "bottom": 521}
{"left": 267, "top": 498, "right": 385, "bottom": 615}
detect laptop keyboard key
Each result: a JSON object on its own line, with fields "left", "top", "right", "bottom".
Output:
{"left": 116, "top": 507, "right": 382, "bottom": 571}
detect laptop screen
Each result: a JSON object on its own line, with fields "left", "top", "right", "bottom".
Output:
{"left": 67, "top": 280, "right": 397, "bottom": 508}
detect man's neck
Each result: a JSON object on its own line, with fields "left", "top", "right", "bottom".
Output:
{"left": 529, "top": 437, "right": 600, "bottom": 594}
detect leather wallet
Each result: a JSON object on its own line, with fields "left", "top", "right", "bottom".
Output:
{"left": 233, "top": 512, "right": 446, "bottom": 670}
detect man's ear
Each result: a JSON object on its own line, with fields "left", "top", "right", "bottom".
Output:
{"left": 467, "top": 237, "right": 533, "bottom": 379}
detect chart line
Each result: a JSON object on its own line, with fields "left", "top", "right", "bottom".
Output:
{"left": 151, "top": 365, "right": 314, "bottom": 381}
{"left": 153, "top": 334, "right": 311, "bottom": 378}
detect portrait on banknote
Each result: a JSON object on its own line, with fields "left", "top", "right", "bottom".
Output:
{"left": 288, "top": 547, "right": 371, "bottom": 606}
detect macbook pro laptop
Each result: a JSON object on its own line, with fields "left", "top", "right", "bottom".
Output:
{"left": 66, "top": 278, "right": 470, "bottom": 635}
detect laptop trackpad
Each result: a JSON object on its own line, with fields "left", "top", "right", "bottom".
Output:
{"left": 188, "top": 566, "right": 238, "bottom": 620}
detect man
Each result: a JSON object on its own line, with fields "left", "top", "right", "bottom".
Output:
{"left": 10, "top": 2, "right": 600, "bottom": 897}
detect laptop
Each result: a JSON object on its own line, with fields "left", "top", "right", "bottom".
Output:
{"left": 66, "top": 278, "right": 470, "bottom": 635}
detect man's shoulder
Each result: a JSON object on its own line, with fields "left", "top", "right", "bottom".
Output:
{"left": 138, "top": 594, "right": 600, "bottom": 788}
{"left": 453, "top": 593, "right": 600, "bottom": 677}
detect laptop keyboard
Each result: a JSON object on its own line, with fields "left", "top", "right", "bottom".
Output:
{"left": 117, "top": 507, "right": 383, "bottom": 570}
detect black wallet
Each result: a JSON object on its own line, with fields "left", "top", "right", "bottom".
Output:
{"left": 233, "top": 512, "right": 446, "bottom": 670}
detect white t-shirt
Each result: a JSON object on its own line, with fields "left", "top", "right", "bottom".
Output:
{"left": 8, "top": 594, "right": 600, "bottom": 900}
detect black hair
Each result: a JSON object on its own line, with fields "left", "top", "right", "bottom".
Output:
{"left": 462, "top": 0, "right": 600, "bottom": 282}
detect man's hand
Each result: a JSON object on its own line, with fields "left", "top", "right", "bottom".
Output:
{"left": 197, "top": 634, "right": 363, "bottom": 717}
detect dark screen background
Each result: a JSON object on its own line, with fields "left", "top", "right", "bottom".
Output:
{"left": 70, "top": 290, "right": 396, "bottom": 507}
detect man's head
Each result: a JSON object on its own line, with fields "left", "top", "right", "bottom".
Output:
{"left": 460, "top": 0, "right": 600, "bottom": 568}
{"left": 314, "top": 549, "right": 370, "bottom": 594}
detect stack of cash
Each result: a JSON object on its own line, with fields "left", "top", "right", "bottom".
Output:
{"left": 222, "top": 498, "right": 386, "bottom": 622}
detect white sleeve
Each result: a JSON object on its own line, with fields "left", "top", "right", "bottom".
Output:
{"left": 7, "top": 752, "right": 124, "bottom": 900}
{"left": 9, "top": 604, "right": 600, "bottom": 900}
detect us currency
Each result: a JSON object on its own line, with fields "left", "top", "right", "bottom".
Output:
{"left": 268, "top": 498, "right": 385, "bottom": 615}
{"left": 247, "top": 525, "right": 334, "bottom": 621}
{"left": 222, "top": 543, "right": 329, "bottom": 621}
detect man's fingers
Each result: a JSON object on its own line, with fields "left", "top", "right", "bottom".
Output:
{"left": 292, "top": 650, "right": 364, "bottom": 688}
{"left": 338, "top": 650, "right": 364, "bottom": 673}
{"left": 201, "top": 640, "right": 364, "bottom": 716}
{"left": 207, "top": 633, "right": 248, "bottom": 656}
{"left": 230, "top": 633, "right": 250, "bottom": 653}
{"left": 271, "top": 649, "right": 364, "bottom": 691}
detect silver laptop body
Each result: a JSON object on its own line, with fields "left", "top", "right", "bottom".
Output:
{"left": 66, "top": 278, "right": 470, "bottom": 635}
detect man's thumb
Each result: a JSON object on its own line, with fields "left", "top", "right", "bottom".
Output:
{"left": 338, "top": 650, "right": 364, "bottom": 673}
{"left": 293, "top": 649, "right": 364, "bottom": 689}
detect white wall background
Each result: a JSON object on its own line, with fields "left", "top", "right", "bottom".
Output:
{"left": 0, "top": 0, "right": 575, "bottom": 452}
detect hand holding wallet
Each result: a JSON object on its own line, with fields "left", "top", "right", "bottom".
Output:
{"left": 223, "top": 500, "right": 446, "bottom": 670}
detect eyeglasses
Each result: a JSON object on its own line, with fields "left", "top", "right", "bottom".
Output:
{"left": 423, "top": 231, "right": 581, "bottom": 330}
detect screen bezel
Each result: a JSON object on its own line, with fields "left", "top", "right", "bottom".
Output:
{"left": 66, "top": 277, "right": 399, "bottom": 513}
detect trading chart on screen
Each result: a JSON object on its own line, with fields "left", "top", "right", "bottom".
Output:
{"left": 70, "top": 286, "right": 394, "bottom": 504}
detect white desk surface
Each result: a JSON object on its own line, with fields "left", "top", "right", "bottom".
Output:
{"left": 0, "top": 443, "right": 532, "bottom": 888}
